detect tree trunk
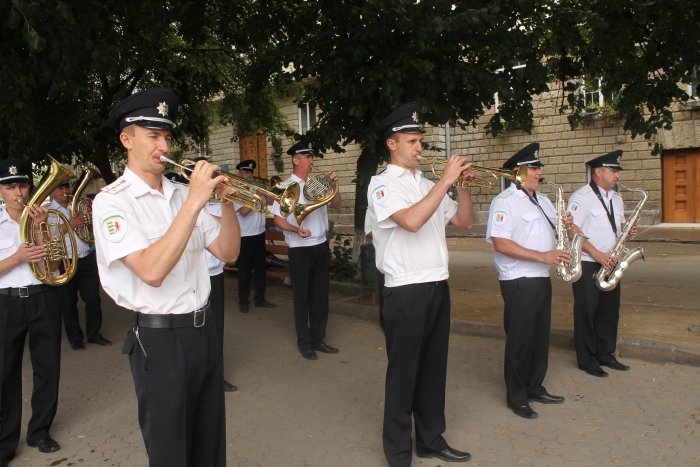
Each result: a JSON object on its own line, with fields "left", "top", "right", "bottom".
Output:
{"left": 94, "top": 133, "right": 117, "bottom": 184}
{"left": 352, "top": 139, "right": 384, "bottom": 261}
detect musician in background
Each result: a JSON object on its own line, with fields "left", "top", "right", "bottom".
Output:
{"left": 363, "top": 209, "right": 384, "bottom": 330}
{"left": 94, "top": 88, "right": 240, "bottom": 467}
{"left": 47, "top": 181, "right": 111, "bottom": 351}
{"left": 0, "top": 159, "right": 63, "bottom": 460}
{"left": 485, "top": 143, "right": 569, "bottom": 420}
{"left": 567, "top": 151, "right": 636, "bottom": 377}
{"left": 272, "top": 138, "right": 341, "bottom": 361}
{"left": 234, "top": 159, "right": 275, "bottom": 313}
{"left": 369, "top": 103, "right": 474, "bottom": 466}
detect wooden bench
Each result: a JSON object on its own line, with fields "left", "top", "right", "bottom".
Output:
{"left": 224, "top": 217, "right": 290, "bottom": 280}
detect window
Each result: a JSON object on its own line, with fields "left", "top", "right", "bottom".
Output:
{"left": 581, "top": 78, "right": 613, "bottom": 111}
{"left": 299, "top": 100, "right": 316, "bottom": 135}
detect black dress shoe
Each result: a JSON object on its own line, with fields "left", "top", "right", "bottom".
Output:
{"left": 27, "top": 436, "right": 60, "bottom": 453}
{"left": 580, "top": 366, "right": 609, "bottom": 378}
{"left": 223, "top": 380, "right": 238, "bottom": 392}
{"left": 255, "top": 300, "right": 276, "bottom": 308}
{"left": 417, "top": 445, "right": 471, "bottom": 462}
{"left": 300, "top": 348, "right": 318, "bottom": 360}
{"left": 508, "top": 404, "right": 538, "bottom": 419}
{"left": 70, "top": 342, "right": 85, "bottom": 351}
{"left": 87, "top": 335, "right": 112, "bottom": 346}
{"left": 239, "top": 303, "right": 249, "bottom": 313}
{"left": 529, "top": 393, "right": 565, "bottom": 404}
{"left": 313, "top": 341, "right": 339, "bottom": 354}
{"left": 600, "top": 358, "right": 630, "bottom": 371}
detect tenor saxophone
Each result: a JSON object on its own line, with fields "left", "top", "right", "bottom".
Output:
{"left": 593, "top": 183, "right": 648, "bottom": 291}
{"left": 545, "top": 180, "right": 587, "bottom": 282}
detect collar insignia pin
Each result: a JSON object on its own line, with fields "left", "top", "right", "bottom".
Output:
{"left": 157, "top": 102, "right": 169, "bottom": 117}
{"left": 9, "top": 166, "right": 17, "bottom": 175}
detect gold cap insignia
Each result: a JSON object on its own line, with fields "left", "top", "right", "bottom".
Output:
{"left": 157, "top": 102, "right": 169, "bottom": 117}
{"left": 9, "top": 166, "right": 17, "bottom": 175}
{"left": 412, "top": 112, "right": 419, "bottom": 123}
{"left": 308, "top": 143, "right": 313, "bottom": 149}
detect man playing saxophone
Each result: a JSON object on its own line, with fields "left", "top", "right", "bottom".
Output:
{"left": 567, "top": 151, "right": 637, "bottom": 377}
{"left": 486, "top": 143, "right": 571, "bottom": 420}
{"left": 0, "top": 159, "right": 63, "bottom": 463}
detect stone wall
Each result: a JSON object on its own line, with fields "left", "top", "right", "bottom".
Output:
{"left": 193, "top": 86, "right": 700, "bottom": 227}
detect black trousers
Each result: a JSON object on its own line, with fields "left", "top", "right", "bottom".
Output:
{"left": 378, "top": 271, "right": 385, "bottom": 330}
{"left": 209, "top": 273, "right": 230, "bottom": 377}
{"left": 383, "top": 281, "right": 451, "bottom": 467}
{"left": 123, "top": 317, "right": 225, "bottom": 467}
{"left": 60, "top": 252, "right": 103, "bottom": 344}
{"left": 500, "top": 277, "right": 552, "bottom": 407}
{"left": 0, "top": 289, "right": 62, "bottom": 459}
{"left": 288, "top": 241, "right": 330, "bottom": 350}
{"left": 572, "top": 261, "right": 622, "bottom": 369}
{"left": 237, "top": 233, "right": 267, "bottom": 305}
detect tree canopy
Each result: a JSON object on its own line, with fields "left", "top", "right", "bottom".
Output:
{"left": 0, "top": 0, "right": 290, "bottom": 182}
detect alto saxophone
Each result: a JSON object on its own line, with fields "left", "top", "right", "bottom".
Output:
{"left": 594, "top": 183, "right": 648, "bottom": 291}
{"left": 545, "top": 180, "right": 587, "bottom": 282}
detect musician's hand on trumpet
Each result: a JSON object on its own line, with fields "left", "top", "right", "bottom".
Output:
{"left": 185, "top": 159, "right": 225, "bottom": 209}
{"left": 68, "top": 212, "right": 86, "bottom": 228}
{"left": 27, "top": 204, "right": 50, "bottom": 228}
{"left": 13, "top": 243, "right": 48, "bottom": 264}
{"left": 439, "top": 156, "right": 473, "bottom": 188}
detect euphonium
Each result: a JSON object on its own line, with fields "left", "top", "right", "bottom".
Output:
{"left": 293, "top": 173, "right": 340, "bottom": 225}
{"left": 19, "top": 156, "right": 78, "bottom": 286}
{"left": 69, "top": 164, "right": 102, "bottom": 243}
{"left": 594, "top": 183, "right": 648, "bottom": 291}
{"left": 544, "top": 180, "right": 587, "bottom": 282}
{"left": 417, "top": 156, "right": 529, "bottom": 189}
{"left": 160, "top": 156, "right": 300, "bottom": 216}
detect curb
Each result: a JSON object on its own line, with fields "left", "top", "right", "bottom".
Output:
{"left": 328, "top": 287, "right": 700, "bottom": 368}
{"left": 445, "top": 234, "right": 700, "bottom": 244}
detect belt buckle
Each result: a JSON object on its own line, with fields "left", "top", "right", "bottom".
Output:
{"left": 193, "top": 308, "right": 205, "bottom": 328}
{"left": 19, "top": 287, "right": 29, "bottom": 298}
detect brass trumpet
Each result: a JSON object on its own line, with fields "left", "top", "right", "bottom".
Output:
{"left": 417, "top": 156, "right": 529, "bottom": 189}
{"left": 160, "top": 156, "right": 300, "bottom": 217}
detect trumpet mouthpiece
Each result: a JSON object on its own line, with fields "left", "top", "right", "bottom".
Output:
{"left": 159, "top": 155, "right": 170, "bottom": 163}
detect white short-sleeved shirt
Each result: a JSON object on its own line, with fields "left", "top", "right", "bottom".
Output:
{"left": 364, "top": 209, "right": 373, "bottom": 238}
{"left": 204, "top": 202, "right": 226, "bottom": 276}
{"left": 486, "top": 184, "right": 557, "bottom": 280}
{"left": 568, "top": 183, "right": 625, "bottom": 263}
{"left": 367, "top": 164, "right": 458, "bottom": 287}
{"left": 271, "top": 173, "right": 328, "bottom": 248}
{"left": 234, "top": 194, "right": 266, "bottom": 237}
{"left": 93, "top": 167, "right": 221, "bottom": 314}
{"left": 46, "top": 199, "right": 92, "bottom": 259}
{"left": 0, "top": 209, "right": 44, "bottom": 287}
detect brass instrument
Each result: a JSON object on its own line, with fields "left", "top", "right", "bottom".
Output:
{"left": 293, "top": 173, "right": 340, "bottom": 225}
{"left": 544, "top": 179, "right": 587, "bottom": 282}
{"left": 18, "top": 156, "right": 78, "bottom": 286}
{"left": 69, "top": 164, "right": 102, "bottom": 243}
{"left": 594, "top": 182, "right": 648, "bottom": 291}
{"left": 417, "top": 156, "right": 529, "bottom": 189}
{"left": 160, "top": 156, "right": 300, "bottom": 217}
{"left": 253, "top": 175, "right": 282, "bottom": 186}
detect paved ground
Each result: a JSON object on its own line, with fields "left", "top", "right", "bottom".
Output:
{"left": 15, "top": 276, "right": 700, "bottom": 466}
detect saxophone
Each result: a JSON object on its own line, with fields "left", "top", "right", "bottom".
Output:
{"left": 69, "top": 164, "right": 102, "bottom": 243}
{"left": 545, "top": 180, "right": 587, "bottom": 282}
{"left": 594, "top": 183, "right": 648, "bottom": 291}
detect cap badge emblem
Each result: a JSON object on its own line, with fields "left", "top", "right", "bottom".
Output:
{"left": 9, "top": 166, "right": 17, "bottom": 175}
{"left": 412, "top": 112, "right": 419, "bottom": 123}
{"left": 308, "top": 143, "right": 313, "bottom": 149}
{"left": 157, "top": 102, "right": 169, "bottom": 117}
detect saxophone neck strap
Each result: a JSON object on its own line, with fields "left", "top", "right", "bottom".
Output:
{"left": 521, "top": 188, "right": 556, "bottom": 233}
{"left": 589, "top": 181, "right": 617, "bottom": 235}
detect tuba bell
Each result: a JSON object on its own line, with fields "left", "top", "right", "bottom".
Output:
{"left": 69, "top": 164, "right": 102, "bottom": 243}
{"left": 19, "top": 156, "right": 79, "bottom": 286}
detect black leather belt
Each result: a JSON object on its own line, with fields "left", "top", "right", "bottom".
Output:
{"left": 0, "top": 284, "right": 51, "bottom": 298}
{"left": 134, "top": 304, "right": 211, "bottom": 329}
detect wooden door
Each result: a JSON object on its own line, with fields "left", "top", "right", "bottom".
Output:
{"left": 663, "top": 149, "right": 699, "bottom": 222}
{"left": 238, "top": 134, "right": 268, "bottom": 179}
